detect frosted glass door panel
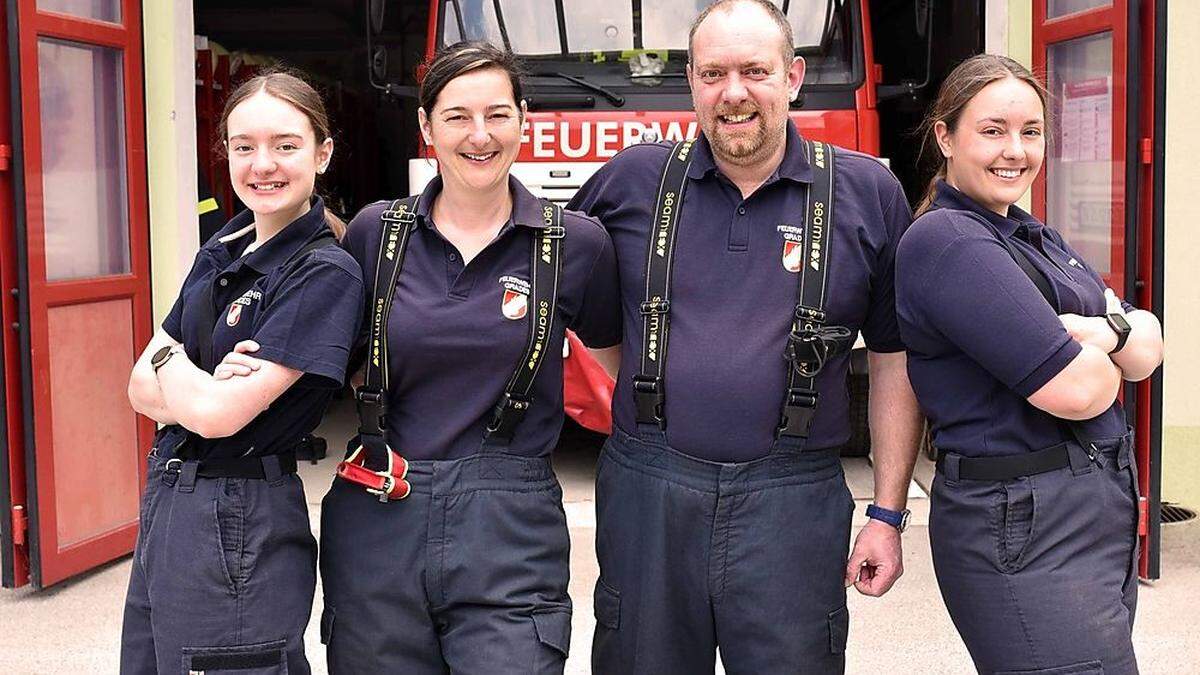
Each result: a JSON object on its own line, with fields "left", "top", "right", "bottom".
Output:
{"left": 1045, "top": 32, "right": 1116, "bottom": 275}
{"left": 37, "top": 0, "right": 120, "bottom": 23}
{"left": 38, "top": 39, "right": 130, "bottom": 281}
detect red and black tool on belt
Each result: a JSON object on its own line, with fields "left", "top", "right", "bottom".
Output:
{"left": 336, "top": 198, "right": 418, "bottom": 502}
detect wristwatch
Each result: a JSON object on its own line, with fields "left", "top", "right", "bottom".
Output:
{"left": 151, "top": 345, "right": 181, "bottom": 373}
{"left": 1105, "top": 312, "right": 1131, "bottom": 354}
{"left": 866, "top": 504, "right": 911, "bottom": 533}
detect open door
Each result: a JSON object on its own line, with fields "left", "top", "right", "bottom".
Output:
{"left": 3, "top": 0, "right": 153, "bottom": 588}
{"left": 1032, "top": 0, "right": 1162, "bottom": 578}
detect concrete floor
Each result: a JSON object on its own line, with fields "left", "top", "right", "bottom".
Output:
{"left": 2, "top": 400, "right": 1198, "bottom": 674}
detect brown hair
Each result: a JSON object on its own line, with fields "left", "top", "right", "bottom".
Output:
{"left": 688, "top": 0, "right": 795, "bottom": 67}
{"left": 419, "top": 41, "right": 525, "bottom": 114}
{"left": 913, "top": 54, "right": 1050, "bottom": 216}
{"left": 217, "top": 69, "right": 346, "bottom": 239}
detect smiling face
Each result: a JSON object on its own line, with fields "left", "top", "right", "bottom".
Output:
{"left": 687, "top": 1, "right": 804, "bottom": 168}
{"left": 225, "top": 89, "right": 332, "bottom": 225}
{"left": 419, "top": 66, "right": 524, "bottom": 195}
{"left": 935, "top": 76, "right": 1046, "bottom": 216}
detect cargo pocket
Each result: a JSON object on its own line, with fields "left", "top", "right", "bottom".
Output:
{"left": 181, "top": 639, "right": 287, "bottom": 674}
{"left": 530, "top": 607, "right": 571, "bottom": 672}
{"left": 997, "top": 479, "right": 1036, "bottom": 573}
{"left": 594, "top": 579, "right": 621, "bottom": 630}
{"left": 319, "top": 605, "right": 335, "bottom": 646}
{"left": 827, "top": 605, "right": 849, "bottom": 655}
{"left": 995, "top": 659, "right": 1103, "bottom": 674}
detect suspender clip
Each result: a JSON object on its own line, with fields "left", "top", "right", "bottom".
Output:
{"left": 639, "top": 299, "right": 671, "bottom": 315}
{"left": 355, "top": 386, "right": 388, "bottom": 437}
{"left": 485, "top": 392, "right": 532, "bottom": 440}
{"left": 380, "top": 206, "right": 417, "bottom": 225}
{"left": 633, "top": 375, "right": 666, "bottom": 428}
{"left": 778, "top": 387, "right": 819, "bottom": 438}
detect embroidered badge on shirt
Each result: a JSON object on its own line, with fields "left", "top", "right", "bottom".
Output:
{"left": 498, "top": 275, "right": 531, "bottom": 320}
{"left": 778, "top": 225, "right": 805, "bottom": 273}
{"left": 226, "top": 288, "right": 263, "bottom": 327}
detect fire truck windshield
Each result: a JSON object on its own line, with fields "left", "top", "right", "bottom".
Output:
{"left": 439, "top": 0, "right": 859, "bottom": 89}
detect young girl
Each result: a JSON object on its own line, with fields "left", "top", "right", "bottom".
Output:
{"left": 897, "top": 54, "right": 1162, "bottom": 674}
{"left": 121, "top": 71, "right": 363, "bottom": 674}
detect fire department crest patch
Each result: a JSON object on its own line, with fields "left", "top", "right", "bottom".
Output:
{"left": 782, "top": 239, "right": 803, "bottom": 273}
{"left": 498, "top": 275, "right": 532, "bottom": 320}
{"left": 226, "top": 302, "right": 243, "bottom": 326}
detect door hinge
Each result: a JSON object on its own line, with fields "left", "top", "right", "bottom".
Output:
{"left": 12, "top": 505, "right": 27, "bottom": 546}
{"left": 1137, "top": 496, "right": 1149, "bottom": 537}
{"left": 1141, "top": 138, "right": 1153, "bottom": 165}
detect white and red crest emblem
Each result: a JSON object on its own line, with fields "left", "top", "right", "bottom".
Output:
{"left": 226, "top": 302, "right": 243, "bottom": 327}
{"left": 502, "top": 289, "right": 528, "bottom": 320}
{"left": 782, "top": 240, "right": 803, "bottom": 273}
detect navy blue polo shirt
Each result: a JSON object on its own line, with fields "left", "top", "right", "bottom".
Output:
{"left": 567, "top": 123, "right": 911, "bottom": 462}
{"left": 159, "top": 199, "right": 365, "bottom": 459}
{"left": 896, "top": 180, "right": 1128, "bottom": 458}
{"left": 341, "top": 175, "right": 620, "bottom": 461}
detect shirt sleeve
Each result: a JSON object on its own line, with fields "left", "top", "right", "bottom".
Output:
{"left": 250, "top": 255, "right": 366, "bottom": 387}
{"left": 161, "top": 252, "right": 214, "bottom": 342}
{"left": 570, "top": 223, "right": 621, "bottom": 348}
{"left": 860, "top": 181, "right": 912, "bottom": 353}
{"left": 905, "top": 214, "right": 1083, "bottom": 397}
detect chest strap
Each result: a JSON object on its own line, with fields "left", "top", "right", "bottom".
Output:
{"left": 339, "top": 197, "right": 565, "bottom": 501}
{"left": 634, "top": 139, "right": 845, "bottom": 439}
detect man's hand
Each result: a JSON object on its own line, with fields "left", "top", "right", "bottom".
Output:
{"left": 213, "top": 340, "right": 265, "bottom": 381}
{"left": 844, "top": 519, "right": 903, "bottom": 597}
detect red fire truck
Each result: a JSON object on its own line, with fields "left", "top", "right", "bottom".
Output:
{"left": 410, "top": 0, "right": 882, "bottom": 440}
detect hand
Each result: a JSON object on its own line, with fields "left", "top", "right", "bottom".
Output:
{"left": 844, "top": 519, "right": 903, "bottom": 597}
{"left": 1104, "top": 288, "right": 1125, "bottom": 315}
{"left": 1058, "top": 313, "right": 1118, "bottom": 353}
{"left": 212, "top": 340, "right": 265, "bottom": 381}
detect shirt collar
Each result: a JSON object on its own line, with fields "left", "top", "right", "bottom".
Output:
{"left": 931, "top": 179, "right": 1041, "bottom": 237}
{"left": 685, "top": 120, "right": 814, "bottom": 184}
{"left": 415, "top": 174, "right": 554, "bottom": 231}
{"left": 214, "top": 198, "right": 331, "bottom": 273}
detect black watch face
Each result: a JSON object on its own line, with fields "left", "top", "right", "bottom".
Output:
{"left": 1108, "top": 313, "right": 1131, "bottom": 332}
{"left": 151, "top": 346, "right": 174, "bottom": 367}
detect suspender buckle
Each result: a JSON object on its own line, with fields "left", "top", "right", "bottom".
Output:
{"left": 485, "top": 392, "right": 532, "bottom": 440}
{"left": 543, "top": 225, "right": 566, "bottom": 239}
{"left": 355, "top": 386, "right": 388, "bottom": 437}
{"left": 639, "top": 299, "right": 671, "bottom": 315}
{"left": 778, "top": 387, "right": 819, "bottom": 438}
{"left": 380, "top": 206, "right": 417, "bottom": 225}
{"left": 633, "top": 375, "right": 666, "bottom": 428}
{"left": 794, "top": 305, "right": 827, "bottom": 325}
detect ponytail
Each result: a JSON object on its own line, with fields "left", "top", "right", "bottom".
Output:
{"left": 324, "top": 207, "right": 347, "bottom": 240}
{"left": 913, "top": 167, "right": 945, "bottom": 218}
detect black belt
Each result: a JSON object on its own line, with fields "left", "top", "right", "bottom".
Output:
{"left": 163, "top": 451, "right": 298, "bottom": 479}
{"left": 936, "top": 445, "right": 1072, "bottom": 481}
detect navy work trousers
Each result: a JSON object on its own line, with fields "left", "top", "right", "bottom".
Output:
{"left": 592, "top": 427, "right": 854, "bottom": 675}
{"left": 931, "top": 434, "right": 1140, "bottom": 675}
{"left": 120, "top": 454, "right": 317, "bottom": 674}
{"left": 319, "top": 452, "right": 572, "bottom": 674}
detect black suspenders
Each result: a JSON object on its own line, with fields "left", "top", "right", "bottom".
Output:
{"left": 355, "top": 196, "right": 565, "bottom": 465}
{"left": 633, "top": 138, "right": 846, "bottom": 440}
{"left": 632, "top": 139, "right": 694, "bottom": 428}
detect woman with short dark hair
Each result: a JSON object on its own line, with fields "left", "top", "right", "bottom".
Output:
{"left": 318, "top": 41, "right": 620, "bottom": 674}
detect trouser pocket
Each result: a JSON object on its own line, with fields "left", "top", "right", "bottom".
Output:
{"left": 827, "top": 605, "right": 849, "bottom": 655}
{"left": 181, "top": 639, "right": 288, "bottom": 674}
{"left": 593, "top": 579, "right": 621, "bottom": 630}
{"left": 997, "top": 479, "right": 1036, "bottom": 573}
{"left": 531, "top": 607, "right": 571, "bottom": 673}
{"left": 319, "top": 605, "right": 335, "bottom": 646}
{"left": 996, "top": 659, "right": 1103, "bottom": 674}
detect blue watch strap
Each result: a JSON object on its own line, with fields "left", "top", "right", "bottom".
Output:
{"left": 866, "top": 504, "right": 907, "bottom": 531}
